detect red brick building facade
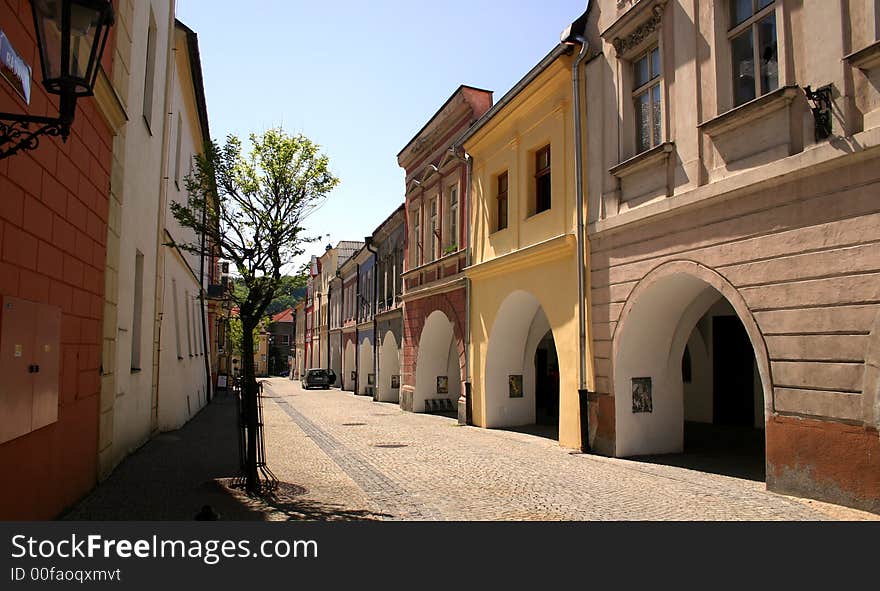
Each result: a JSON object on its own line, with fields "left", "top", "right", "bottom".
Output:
{"left": 398, "top": 86, "right": 492, "bottom": 417}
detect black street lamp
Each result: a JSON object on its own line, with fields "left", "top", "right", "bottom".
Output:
{"left": 0, "top": 0, "right": 115, "bottom": 159}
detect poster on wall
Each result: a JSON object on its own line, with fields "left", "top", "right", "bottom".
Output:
{"left": 217, "top": 375, "right": 228, "bottom": 389}
{"left": 632, "top": 377, "right": 652, "bottom": 413}
{"left": 391, "top": 375, "right": 400, "bottom": 389}
{"left": 436, "top": 376, "right": 448, "bottom": 394}
{"left": 509, "top": 375, "right": 523, "bottom": 398}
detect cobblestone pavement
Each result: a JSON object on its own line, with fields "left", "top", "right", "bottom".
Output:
{"left": 261, "top": 378, "right": 880, "bottom": 521}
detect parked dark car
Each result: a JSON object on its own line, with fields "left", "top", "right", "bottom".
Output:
{"left": 302, "top": 368, "right": 334, "bottom": 390}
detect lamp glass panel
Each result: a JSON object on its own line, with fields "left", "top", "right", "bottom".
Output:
{"left": 33, "top": 0, "right": 64, "bottom": 82}
{"left": 69, "top": 2, "right": 102, "bottom": 83}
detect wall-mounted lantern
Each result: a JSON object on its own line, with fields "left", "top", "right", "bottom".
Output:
{"left": 0, "top": 0, "right": 115, "bottom": 160}
{"left": 803, "top": 84, "right": 834, "bottom": 142}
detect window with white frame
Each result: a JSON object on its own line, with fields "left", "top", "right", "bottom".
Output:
{"left": 729, "top": 0, "right": 778, "bottom": 107}
{"left": 447, "top": 184, "right": 458, "bottom": 250}
{"left": 633, "top": 46, "right": 662, "bottom": 153}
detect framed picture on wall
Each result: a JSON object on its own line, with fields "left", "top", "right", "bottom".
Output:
{"left": 509, "top": 374, "right": 523, "bottom": 398}
{"left": 632, "top": 377, "right": 652, "bottom": 413}
{"left": 436, "top": 376, "right": 448, "bottom": 394}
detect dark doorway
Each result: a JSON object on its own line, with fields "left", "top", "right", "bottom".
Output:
{"left": 712, "top": 315, "right": 755, "bottom": 425}
{"left": 534, "top": 331, "right": 559, "bottom": 427}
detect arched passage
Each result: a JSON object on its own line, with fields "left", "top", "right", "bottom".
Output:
{"left": 613, "top": 261, "right": 771, "bottom": 479}
{"left": 343, "top": 340, "right": 355, "bottom": 392}
{"left": 358, "top": 335, "right": 374, "bottom": 396}
{"left": 414, "top": 310, "right": 461, "bottom": 413}
{"left": 484, "top": 290, "right": 561, "bottom": 439}
{"left": 378, "top": 330, "right": 400, "bottom": 403}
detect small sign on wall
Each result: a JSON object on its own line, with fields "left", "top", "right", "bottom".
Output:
{"left": 436, "top": 375, "right": 448, "bottom": 394}
{"left": 0, "top": 30, "right": 31, "bottom": 104}
{"left": 509, "top": 374, "right": 523, "bottom": 398}
{"left": 632, "top": 377, "right": 652, "bottom": 413}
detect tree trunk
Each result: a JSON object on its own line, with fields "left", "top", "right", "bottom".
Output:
{"left": 240, "top": 316, "right": 260, "bottom": 492}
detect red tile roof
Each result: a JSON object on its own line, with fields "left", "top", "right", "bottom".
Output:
{"left": 271, "top": 308, "right": 294, "bottom": 323}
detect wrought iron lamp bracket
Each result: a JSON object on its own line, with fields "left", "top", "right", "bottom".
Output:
{"left": 0, "top": 93, "right": 75, "bottom": 160}
{"left": 803, "top": 84, "right": 834, "bottom": 141}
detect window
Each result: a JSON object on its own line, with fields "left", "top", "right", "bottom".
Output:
{"left": 185, "top": 290, "right": 193, "bottom": 357}
{"left": 410, "top": 207, "right": 421, "bottom": 267}
{"left": 496, "top": 171, "right": 508, "bottom": 231}
{"left": 534, "top": 146, "right": 551, "bottom": 214}
{"left": 447, "top": 185, "right": 458, "bottom": 249}
{"left": 427, "top": 198, "right": 438, "bottom": 263}
{"left": 729, "top": 0, "right": 778, "bottom": 107}
{"left": 281, "top": 334, "right": 290, "bottom": 346}
{"left": 143, "top": 10, "right": 158, "bottom": 130}
{"left": 172, "top": 279, "right": 182, "bottom": 359}
{"left": 131, "top": 251, "right": 144, "bottom": 370}
{"left": 633, "top": 46, "right": 662, "bottom": 153}
{"left": 174, "top": 115, "right": 183, "bottom": 188}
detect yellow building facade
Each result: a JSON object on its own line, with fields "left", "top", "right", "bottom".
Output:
{"left": 463, "top": 47, "right": 592, "bottom": 449}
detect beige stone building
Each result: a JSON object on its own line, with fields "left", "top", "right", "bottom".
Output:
{"left": 98, "top": 0, "right": 176, "bottom": 477}
{"left": 582, "top": 0, "right": 880, "bottom": 511}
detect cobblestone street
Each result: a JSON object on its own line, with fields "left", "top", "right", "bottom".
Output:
{"left": 256, "top": 379, "right": 878, "bottom": 521}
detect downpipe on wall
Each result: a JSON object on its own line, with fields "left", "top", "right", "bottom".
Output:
{"left": 567, "top": 31, "right": 592, "bottom": 452}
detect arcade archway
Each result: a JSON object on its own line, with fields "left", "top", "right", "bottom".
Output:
{"left": 484, "top": 290, "right": 560, "bottom": 439}
{"left": 414, "top": 310, "right": 461, "bottom": 413}
{"left": 613, "top": 262, "right": 771, "bottom": 480}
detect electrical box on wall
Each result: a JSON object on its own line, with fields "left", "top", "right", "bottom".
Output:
{"left": 0, "top": 296, "right": 62, "bottom": 444}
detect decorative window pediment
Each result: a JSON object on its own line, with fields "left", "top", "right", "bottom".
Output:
{"left": 420, "top": 164, "right": 440, "bottom": 183}
{"left": 603, "top": 0, "right": 668, "bottom": 58}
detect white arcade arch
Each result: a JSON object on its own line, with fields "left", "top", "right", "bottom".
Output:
{"left": 377, "top": 330, "right": 400, "bottom": 403}
{"left": 612, "top": 261, "right": 772, "bottom": 458}
{"left": 414, "top": 310, "right": 461, "bottom": 412}
{"left": 483, "top": 290, "right": 558, "bottom": 430}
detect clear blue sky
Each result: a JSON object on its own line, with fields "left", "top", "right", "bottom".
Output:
{"left": 175, "top": 0, "right": 587, "bottom": 269}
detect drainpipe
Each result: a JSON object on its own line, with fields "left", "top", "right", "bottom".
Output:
{"left": 355, "top": 262, "right": 360, "bottom": 394}
{"left": 326, "top": 283, "right": 332, "bottom": 374}
{"left": 569, "top": 33, "right": 591, "bottom": 451}
{"left": 449, "top": 146, "right": 473, "bottom": 425}
{"left": 365, "top": 237, "right": 379, "bottom": 401}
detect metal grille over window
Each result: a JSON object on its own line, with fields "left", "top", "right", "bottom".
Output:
{"left": 634, "top": 46, "right": 662, "bottom": 154}
{"left": 730, "top": 0, "right": 778, "bottom": 107}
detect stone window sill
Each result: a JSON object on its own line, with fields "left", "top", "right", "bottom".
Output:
{"left": 699, "top": 85, "right": 799, "bottom": 137}
{"left": 845, "top": 39, "right": 880, "bottom": 71}
{"left": 610, "top": 141, "right": 674, "bottom": 179}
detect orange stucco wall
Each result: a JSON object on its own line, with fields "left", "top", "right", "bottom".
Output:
{"left": 0, "top": 2, "right": 113, "bottom": 519}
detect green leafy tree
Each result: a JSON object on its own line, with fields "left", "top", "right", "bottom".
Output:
{"left": 171, "top": 128, "right": 339, "bottom": 492}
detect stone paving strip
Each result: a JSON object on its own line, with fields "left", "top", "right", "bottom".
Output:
{"left": 262, "top": 379, "right": 880, "bottom": 521}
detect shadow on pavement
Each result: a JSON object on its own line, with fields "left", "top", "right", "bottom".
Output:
{"left": 62, "top": 390, "right": 266, "bottom": 521}
{"left": 627, "top": 422, "right": 766, "bottom": 482}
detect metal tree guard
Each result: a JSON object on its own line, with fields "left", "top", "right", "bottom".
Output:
{"left": 234, "top": 379, "right": 278, "bottom": 494}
